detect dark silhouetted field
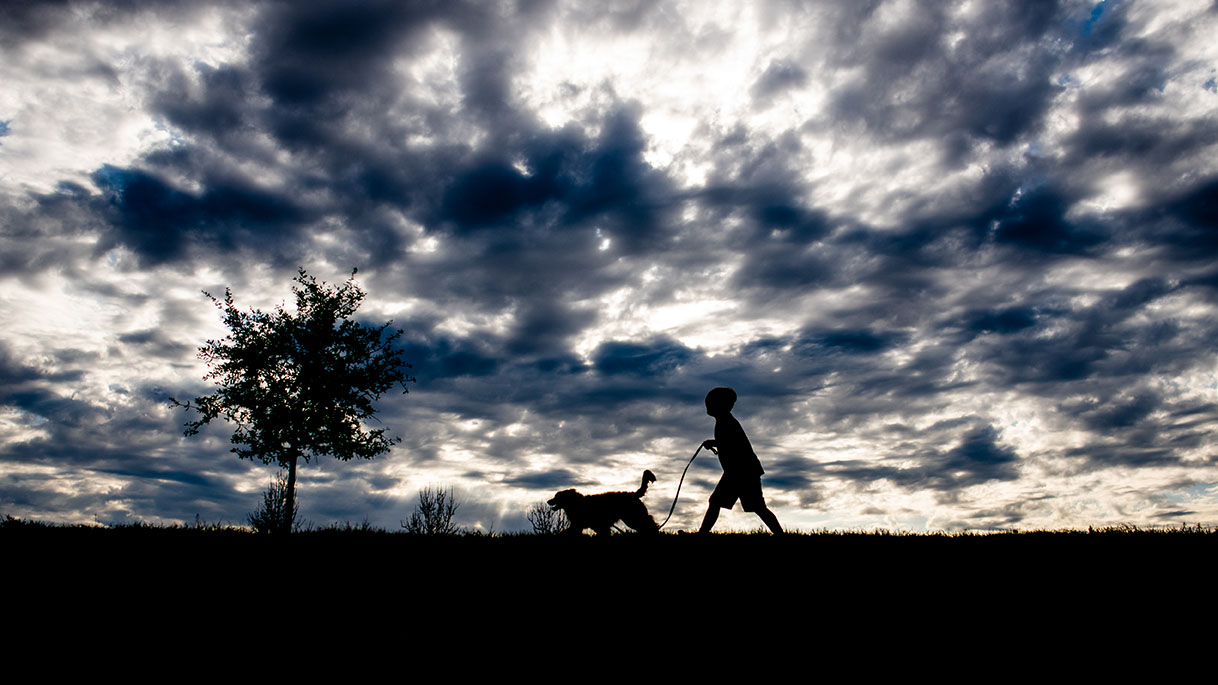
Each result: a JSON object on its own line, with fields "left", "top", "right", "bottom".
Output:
{"left": 7, "top": 516, "right": 1210, "bottom": 585}
{"left": 7, "top": 515, "right": 1210, "bottom": 638}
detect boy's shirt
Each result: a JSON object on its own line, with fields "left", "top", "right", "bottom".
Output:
{"left": 714, "top": 413, "right": 764, "bottom": 476}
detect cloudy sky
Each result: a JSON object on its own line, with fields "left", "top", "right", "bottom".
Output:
{"left": 2, "top": 0, "right": 1216, "bottom": 532}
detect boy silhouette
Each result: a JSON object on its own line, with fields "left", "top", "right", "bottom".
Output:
{"left": 699, "top": 387, "right": 783, "bottom": 534}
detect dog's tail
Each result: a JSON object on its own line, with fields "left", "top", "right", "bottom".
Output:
{"left": 636, "top": 469, "right": 657, "bottom": 497}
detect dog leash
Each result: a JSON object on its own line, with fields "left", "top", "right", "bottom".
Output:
{"left": 656, "top": 444, "right": 704, "bottom": 530}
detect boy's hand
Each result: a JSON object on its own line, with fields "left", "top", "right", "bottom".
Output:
{"left": 701, "top": 439, "right": 717, "bottom": 453}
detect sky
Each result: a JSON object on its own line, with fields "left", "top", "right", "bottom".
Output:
{"left": 2, "top": 0, "right": 1217, "bottom": 532}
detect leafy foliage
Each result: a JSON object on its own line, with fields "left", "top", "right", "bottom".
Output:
{"left": 174, "top": 267, "right": 414, "bottom": 467}
{"left": 172, "top": 268, "right": 413, "bottom": 533}
{"left": 402, "top": 485, "right": 461, "bottom": 535}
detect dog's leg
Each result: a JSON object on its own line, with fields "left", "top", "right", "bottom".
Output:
{"left": 623, "top": 512, "right": 658, "bottom": 534}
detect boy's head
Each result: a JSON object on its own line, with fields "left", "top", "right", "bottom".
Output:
{"left": 705, "top": 386, "right": 737, "bottom": 416}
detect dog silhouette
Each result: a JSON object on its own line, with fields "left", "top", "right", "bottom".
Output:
{"left": 547, "top": 470, "right": 658, "bottom": 535}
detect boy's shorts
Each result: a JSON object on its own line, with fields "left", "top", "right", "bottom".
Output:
{"left": 709, "top": 473, "right": 766, "bottom": 512}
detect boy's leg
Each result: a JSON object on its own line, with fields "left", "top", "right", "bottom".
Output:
{"left": 756, "top": 506, "right": 783, "bottom": 534}
{"left": 702, "top": 474, "right": 733, "bottom": 533}
{"left": 699, "top": 504, "right": 720, "bottom": 534}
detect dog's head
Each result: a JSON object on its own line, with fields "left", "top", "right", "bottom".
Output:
{"left": 547, "top": 489, "right": 582, "bottom": 510}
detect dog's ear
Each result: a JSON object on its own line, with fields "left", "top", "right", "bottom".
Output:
{"left": 549, "top": 489, "right": 578, "bottom": 507}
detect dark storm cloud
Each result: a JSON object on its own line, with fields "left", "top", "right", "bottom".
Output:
{"left": 89, "top": 164, "right": 310, "bottom": 264}
{"left": 117, "top": 329, "right": 193, "bottom": 360}
{"left": 398, "top": 334, "right": 501, "bottom": 386}
{"left": 824, "top": 0, "right": 1064, "bottom": 146}
{"left": 503, "top": 468, "right": 586, "bottom": 489}
{"left": 0, "top": 343, "right": 57, "bottom": 386}
{"left": 1055, "top": 387, "right": 1218, "bottom": 472}
{"left": 424, "top": 343, "right": 705, "bottom": 442}
{"left": 703, "top": 129, "right": 831, "bottom": 240}
{"left": 957, "top": 306, "right": 1039, "bottom": 340}
{"left": 440, "top": 160, "right": 546, "bottom": 229}
{"left": 0, "top": 185, "right": 104, "bottom": 278}
{"left": 57, "top": 2, "right": 483, "bottom": 267}
{"left": 1152, "top": 177, "right": 1218, "bottom": 257}
{"left": 0, "top": 0, "right": 206, "bottom": 47}
{"left": 988, "top": 186, "right": 1107, "bottom": 255}
{"left": 0, "top": 341, "right": 217, "bottom": 489}
{"left": 751, "top": 59, "right": 808, "bottom": 102}
{"left": 154, "top": 64, "right": 259, "bottom": 144}
{"left": 0, "top": 0, "right": 70, "bottom": 45}
{"left": 508, "top": 300, "right": 596, "bottom": 357}
{"left": 798, "top": 328, "right": 905, "bottom": 355}
{"left": 1067, "top": 117, "right": 1218, "bottom": 168}
{"left": 549, "top": 106, "right": 674, "bottom": 247}
{"left": 1182, "top": 264, "right": 1218, "bottom": 298}
{"left": 0, "top": 469, "right": 221, "bottom": 526}
{"left": 0, "top": 394, "right": 247, "bottom": 526}
{"left": 0, "top": 345, "right": 91, "bottom": 433}
{"left": 1075, "top": 51, "right": 1174, "bottom": 114}
{"left": 732, "top": 242, "right": 837, "bottom": 291}
{"left": 96, "top": 467, "right": 218, "bottom": 490}
{"left": 56, "top": 0, "right": 675, "bottom": 289}
{"left": 1071, "top": 390, "right": 1160, "bottom": 431}
{"left": 254, "top": 0, "right": 442, "bottom": 107}
{"left": 435, "top": 107, "right": 673, "bottom": 247}
{"left": 842, "top": 178, "right": 1109, "bottom": 268}
{"left": 701, "top": 132, "right": 843, "bottom": 295}
{"left": 759, "top": 455, "right": 823, "bottom": 505}
{"left": 0, "top": 153, "right": 314, "bottom": 271}
{"left": 830, "top": 423, "right": 1019, "bottom": 492}
{"left": 1, "top": 387, "right": 97, "bottom": 430}
{"left": 969, "top": 277, "right": 1184, "bottom": 387}
{"left": 592, "top": 337, "right": 693, "bottom": 377}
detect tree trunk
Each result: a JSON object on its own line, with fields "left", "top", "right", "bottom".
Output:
{"left": 283, "top": 453, "right": 298, "bottom": 535}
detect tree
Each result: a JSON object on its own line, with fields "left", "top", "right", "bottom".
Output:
{"left": 401, "top": 485, "right": 461, "bottom": 535}
{"left": 172, "top": 267, "right": 414, "bottom": 533}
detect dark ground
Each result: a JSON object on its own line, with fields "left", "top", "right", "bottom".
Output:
{"left": 11, "top": 521, "right": 1207, "bottom": 665}
{"left": 12, "top": 523, "right": 1203, "bottom": 664}
{"left": 8, "top": 519, "right": 1210, "bottom": 604}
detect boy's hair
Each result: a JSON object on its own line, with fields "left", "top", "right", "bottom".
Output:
{"left": 705, "top": 386, "right": 737, "bottom": 411}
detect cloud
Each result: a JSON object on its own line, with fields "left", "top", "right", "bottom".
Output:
{"left": 89, "top": 164, "right": 310, "bottom": 264}
{"left": 751, "top": 59, "right": 808, "bottom": 102}
{"left": 2, "top": 0, "right": 1218, "bottom": 531}
{"left": 988, "top": 186, "right": 1107, "bottom": 255}
{"left": 830, "top": 423, "right": 1020, "bottom": 492}
{"left": 503, "top": 468, "right": 586, "bottom": 490}
{"left": 592, "top": 337, "right": 694, "bottom": 377}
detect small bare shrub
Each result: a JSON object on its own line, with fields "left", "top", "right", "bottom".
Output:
{"left": 248, "top": 470, "right": 299, "bottom": 534}
{"left": 402, "top": 485, "right": 461, "bottom": 535}
{"left": 526, "top": 501, "right": 568, "bottom": 534}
